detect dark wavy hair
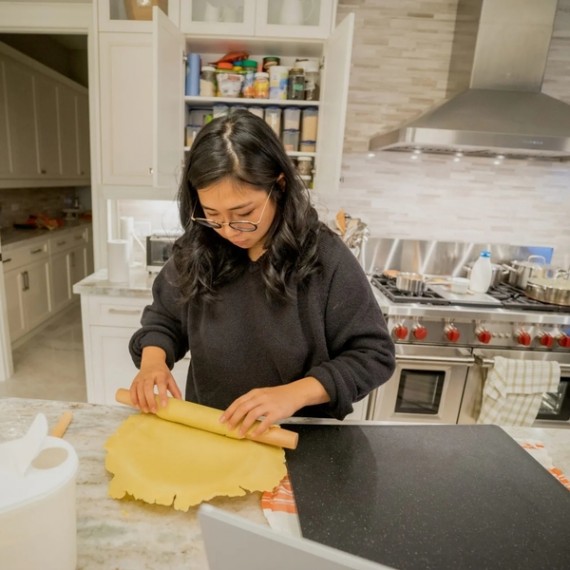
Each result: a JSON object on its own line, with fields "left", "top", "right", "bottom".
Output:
{"left": 173, "top": 109, "right": 325, "bottom": 304}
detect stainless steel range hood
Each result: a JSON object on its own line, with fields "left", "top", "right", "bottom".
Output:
{"left": 369, "top": 0, "right": 570, "bottom": 160}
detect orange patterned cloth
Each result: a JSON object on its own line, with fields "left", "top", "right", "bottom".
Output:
{"left": 261, "top": 475, "right": 298, "bottom": 514}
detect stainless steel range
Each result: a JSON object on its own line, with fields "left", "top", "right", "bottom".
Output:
{"left": 364, "top": 239, "right": 570, "bottom": 427}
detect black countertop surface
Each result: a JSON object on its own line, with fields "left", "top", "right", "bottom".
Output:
{"left": 285, "top": 424, "right": 570, "bottom": 570}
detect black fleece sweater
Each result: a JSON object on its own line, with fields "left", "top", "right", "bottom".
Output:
{"left": 129, "top": 230, "right": 395, "bottom": 419}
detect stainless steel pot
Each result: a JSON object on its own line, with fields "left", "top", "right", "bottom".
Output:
{"left": 463, "top": 262, "right": 508, "bottom": 288}
{"left": 396, "top": 272, "right": 426, "bottom": 294}
{"left": 526, "top": 277, "right": 570, "bottom": 307}
{"left": 504, "top": 255, "right": 547, "bottom": 289}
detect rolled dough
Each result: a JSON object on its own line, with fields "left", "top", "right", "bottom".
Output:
{"left": 105, "top": 413, "right": 287, "bottom": 511}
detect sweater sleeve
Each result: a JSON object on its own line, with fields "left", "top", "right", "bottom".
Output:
{"left": 129, "top": 259, "right": 189, "bottom": 370}
{"left": 305, "top": 235, "right": 396, "bottom": 419}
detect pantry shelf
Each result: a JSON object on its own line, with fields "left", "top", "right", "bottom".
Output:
{"left": 184, "top": 96, "right": 320, "bottom": 107}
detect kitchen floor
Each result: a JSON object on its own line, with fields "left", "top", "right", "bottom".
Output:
{"left": 0, "top": 303, "right": 87, "bottom": 402}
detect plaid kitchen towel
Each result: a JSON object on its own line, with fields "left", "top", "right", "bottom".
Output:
{"left": 477, "top": 357, "right": 560, "bottom": 426}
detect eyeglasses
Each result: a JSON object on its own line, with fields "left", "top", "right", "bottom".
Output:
{"left": 191, "top": 189, "right": 273, "bottom": 233}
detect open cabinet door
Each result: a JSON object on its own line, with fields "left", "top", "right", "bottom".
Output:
{"left": 0, "top": 243, "right": 14, "bottom": 381}
{"left": 153, "top": 6, "right": 184, "bottom": 192}
{"left": 314, "top": 13, "right": 354, "bottom": 194}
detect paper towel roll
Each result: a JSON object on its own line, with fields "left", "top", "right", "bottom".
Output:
{"left": 107, "top": 240, "right": 129, "bottom": 283}
{"left": 119, "top": 217, "right": 134, "bottom": 266}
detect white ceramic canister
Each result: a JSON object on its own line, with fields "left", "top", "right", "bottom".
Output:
{"left": 0, "top": 435, "right": 79, "bottom": 569}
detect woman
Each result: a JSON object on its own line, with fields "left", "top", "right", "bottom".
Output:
{"left": 129, "top": 110, "right": 395, "bottom": 437}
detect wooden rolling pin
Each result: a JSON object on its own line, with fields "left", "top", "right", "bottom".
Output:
{"left": 115, "top": 388, "right": 298, "bottom": 450}
{"left": 50, "top": 411, "right": 73, "bottom": 438}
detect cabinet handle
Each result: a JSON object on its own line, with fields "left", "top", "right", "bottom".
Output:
{"left": 57, "top": 240, "right": 67, "bottom": 246}
{"left": 22, "top": 271, "right": 29, "bottom": 291}
{"left": 70, "top": 252, "right": 75, "bottom": 268}
{"left": 41, "top": 169, "right": 47, "bottom": 174}
{"left": 148, "top": 167, "right": 154, "bottom": 175}
{"left": 74, "top": 235, "right": 83, "bottom": 241}
{"left": 3, "top": 257, "right": 11, "bottom": 264}
{"left": 107, "top": 308, "right": 142, "bottom": 315}
{"left": 30, "top": 248, "right": 43, "bottom": 254}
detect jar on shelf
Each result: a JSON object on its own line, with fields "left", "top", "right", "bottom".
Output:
{"left": 295, "top": 59, "right": 320, "bottom": 100}
{"left": 287, "top": 67, "right": 305, "bottom": 101}
{"left": 283, "top": 107, "right": 301, "bottom": 131}
{"left": 299, "top": 140, "right": 316, "bottom": 152}
{"left": 185, "top": 124, "right": 201, "bottom": 147}
{"left": 282, "top": 129, "right": 300, "bottom": 152}
{"left": 265, "top": 106, "right": 282, "bottom": 137}
{"left": 263, "top": 56, "right": 280, "bottom": 73}
{"left": 248, "top": 106, "right": 264, "bottom": 119}
{"left": 213, "top": 104, "right": 229, "bottom": 118}
{"left": 269, "top": 66, "right": 289, "bottom": 100}
{"left": 296, "top": 156, "right": 313, "bottom": 175}
{"left": 253, "top": 72, "right": 269, "bottom": 99}
{"left": 241, "top": 60, "right": 257, "bottom": 98}
{"left": 301, "top": 107, "right": 319, "bottom": 141}
{"left": 200, "top": 66, "right": 217, "bottom": 97}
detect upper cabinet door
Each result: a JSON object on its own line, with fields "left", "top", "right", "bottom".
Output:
{"left": 0, "top": 58, "right": 13, "bottom": 177}
{"left": 3, "top": 57, "right": 38, "bottom": 178}
{"left": 97, "top": 0, "right": 179, "bottom": 32}
{"left": 34, "top": 73, "right": 61, "bottom": 178}
{"left": 57, "top": 83, "right": 79, "bottom": 178}
{"left": 153, "top": 7, "right": 184, "bottom": 191}
{"left": 179, "top": 0, "right": 256, "bottom": 36}
{"left": 98, "top": 33, "right": 154, "bottom": 186}
{"left": 255, "top": 0, "right": 335, "bottom": 39}
{"left": 313, "top": 13, "right": 354, "bottom": 194}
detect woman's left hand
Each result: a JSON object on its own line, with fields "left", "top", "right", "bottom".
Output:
{"left": 220, "top": 377, "right": 330, "bottom": 437}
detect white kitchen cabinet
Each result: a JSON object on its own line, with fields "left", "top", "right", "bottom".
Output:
{"left": 97, "top": 0, "right": 179, "bottom": 33}
{"left": 2, "top": 240, "right": 52, "bottom": 344}
{"left": 98, "top": 32, "right": 154, "bottom": 186}
{"left": 1, "top": 53, "right": 37, "bottom": 179}
{"left": 49, "top": 227, "right": 91, "bottom": 313}
{"left": 179, "top": 0, "right": 335, "bottom": 39}
{"left": 0, "top": 42, "right": 90, "bottom": 186}
{"left": 33, "top": 73, "right": 60, "bottom": 178}
{"left": 80, "top": 294, "right": 188, "bottom": 405}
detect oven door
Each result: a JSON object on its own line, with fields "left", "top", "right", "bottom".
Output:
{"left": 368, "top": 346, "right": 475, "bottom": 424}
{"left": 462, "top": 349, "right": 570, "bottom": 427}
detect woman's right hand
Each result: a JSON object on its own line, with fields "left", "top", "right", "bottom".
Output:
{"left": 129, "top": 346, "right": 183, "bottom": 413}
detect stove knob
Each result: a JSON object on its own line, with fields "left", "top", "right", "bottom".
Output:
{"left": 558, "top": 333, "right": 570, "bottom": 348}
{"left": 476, "top": 329, "right": 492, "bottom": 344}
{"left": 538, "top": 332, "right": 554, "bottom": 348}
{"left": 412, "top": 325, "right": 428, "bottom": 340}
{"left": 444, "top": 324, "right": 460, "bottom": 343}
{"left": 393, "top": 324, "right": 409, "bottom": 340}
{"left": 516, "top": 330, "right": 532, "bottom": 346}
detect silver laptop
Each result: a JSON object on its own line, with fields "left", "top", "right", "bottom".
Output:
{"left": 198, "top": 504, "right": 396, "bottom": 570}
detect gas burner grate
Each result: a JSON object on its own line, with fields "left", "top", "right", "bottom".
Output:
{"left": 488, "top": 283, "right": 570, "bottom": 313}
{"left": 371, "top": 276, "right": 451, "bottom": 305}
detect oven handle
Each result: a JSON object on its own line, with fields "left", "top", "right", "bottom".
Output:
{"left": 395, "top": 354, "right": 475, "bottom": 366}
{"left": 474, "top": 353, "right": 570, "bottom": 373}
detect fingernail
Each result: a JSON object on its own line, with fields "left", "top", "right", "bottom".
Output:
{"left": 219, "top": 414, "right": 226, "bottom": 423}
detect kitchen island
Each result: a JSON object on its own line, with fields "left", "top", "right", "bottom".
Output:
{"left": 1, "top": 397, "right": 569, "bottom": 569}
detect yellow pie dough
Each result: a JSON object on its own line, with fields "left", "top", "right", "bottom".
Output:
{"left": 105, "top": 413, "right": 287, "bottom": 511}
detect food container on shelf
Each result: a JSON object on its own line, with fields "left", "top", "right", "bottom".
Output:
{"left": 216, "top": 72, "right": 244, "bottom": 97}
{"left": 283, "top": 107, "right": 301, "bottom": 130}
{"left": 253, "top": 72, "right": 269, "bottom": 99}
{"left": 185, "top": 124, "right": 201, "bottom": 147}
{"left": 0, "top": 414, "right": 79, "bottom": 570}
{"left": 299, "top": 140, "right": 316, "bottom": 152}
{"left": 287, "top": 67, "right": 305, "bottom": 100}
{"left": 248, "top": 106, "right": 264, "bottom": 119}
{"left": 282, "top": 130, "right": 300, "bottom": 151}
{"left": 296, "top": 156, "right": 313, "bottom": 175}
{"left": 300, "top": 174, "right": 312, "bottom": 188}
{"left": 264, "top": 106, "right": 282, "bottom": 136}
{"left": 240, "top": 60, "right": 257, "bottom": 98}
{"left": 199, "top": 66, "right": 217, "bottom": 97}
{"left": 213, "top": 104, "right": 230, "bottom": 118}
{"left": 301, "top": 107, "right": 319, "bottom": 141}
{"left": 262, "top": 56, "right": 280, "bottom": 72}
{"left": 295, "top": 58, "right": 320, "bottom": 100}
{"left": 269, "top": 66, "right": 289, "bottom": 100}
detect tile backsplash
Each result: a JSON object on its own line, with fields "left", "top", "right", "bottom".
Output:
{"left": 325, "top": 0, "right": 570, "bottom": 268}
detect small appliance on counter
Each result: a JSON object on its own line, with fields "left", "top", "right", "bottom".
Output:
{"left": 146, "top": 232, "right": 181, "bottom": 273}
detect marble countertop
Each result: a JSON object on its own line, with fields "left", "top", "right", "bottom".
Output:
{"left": 1, "top": 220, "right": 92, "bottom": 249}
{"left": 1, "top": 398, "right": 569, "bottom": 569}
{"left": 73, "top": 267, "right": 155, "bottom": 298}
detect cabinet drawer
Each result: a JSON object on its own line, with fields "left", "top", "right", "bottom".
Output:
{"left": 48, "top": 228, "right": 88, "bottom": 255}
{"left": 2, "top": 241, "right": 49, "bottom": 271}
{"left": 86, "top": 295, "right": 150, "bottom": 328}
